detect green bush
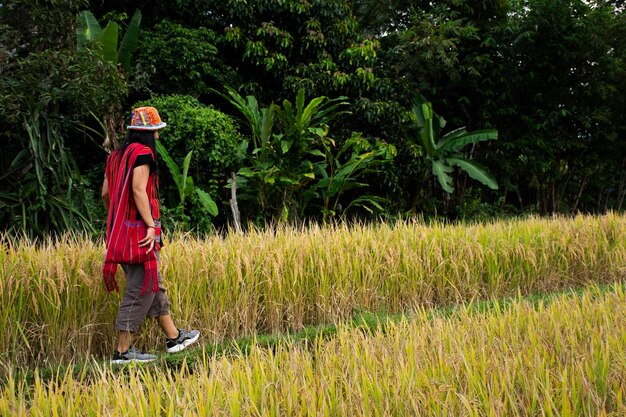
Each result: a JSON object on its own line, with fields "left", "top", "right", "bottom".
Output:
{"left": 133, "top": 95, "right": 244, "bottom": 229}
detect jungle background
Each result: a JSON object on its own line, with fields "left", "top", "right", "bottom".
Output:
{"left": 1, "top": 0, "right": 625, "bottom": 236}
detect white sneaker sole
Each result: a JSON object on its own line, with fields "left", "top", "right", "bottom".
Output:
{"left": 166, "top": 332, "right": 200, "bottom": 353}
{"left": 110, "top": 357, "right": 156, "bottom": 365}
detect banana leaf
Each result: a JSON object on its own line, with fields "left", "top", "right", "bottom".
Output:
{"left": 195, "top": 188, "right": 218, "bottom": 216}
{"left": 447, "top": 157, "right": 498, "bottom": 190}
{"left": 117, "top": 9, "right": 142, "bottom": 73}
{"left": 438, "top": 129, "right": 498, "bottom": 153}
{"left": 76, "top": 11, "right": 101, "bottom": 46}
{"left": 96, "top": 22, "right": 119, "bottom": 64}
{"left": 432, "top": 159, "right": 454, "bottom": 193}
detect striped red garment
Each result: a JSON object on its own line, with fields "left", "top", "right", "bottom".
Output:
{"left": 103, "top": 143, "right": 160, "bottom": 294}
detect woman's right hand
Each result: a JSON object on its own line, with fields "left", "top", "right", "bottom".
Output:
{"left": 139, "top": 226, "right": 157, "bottom": 254}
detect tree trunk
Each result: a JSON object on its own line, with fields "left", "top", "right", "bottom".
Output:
{"left": 617, "top": 160, "right": 626, "bottom": 210}
{"left": 103, "top": 108, "right": 124, "bottom": 152}
{"left": 572, "top": 173, "right": 589, "bottom": 213}
{"left": 230, "top": 172, "right": 242, "bottom": 233}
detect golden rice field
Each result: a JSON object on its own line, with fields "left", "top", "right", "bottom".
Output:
{"left": 1, "top": 213, "right": 625, "bottom": 372}
{"left": 1, "top": 284, "right": 624, "bottom": 416}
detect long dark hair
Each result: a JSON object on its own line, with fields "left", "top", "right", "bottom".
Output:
{"left": 115, "top": 129, "right": 158, "bottom": 172}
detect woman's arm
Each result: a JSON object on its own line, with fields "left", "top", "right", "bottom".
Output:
{"left": 101, "top": 177, "right": 110, "bottom": 211}
{"left": 132, "top": 164, "right": 157, "bottom": 253}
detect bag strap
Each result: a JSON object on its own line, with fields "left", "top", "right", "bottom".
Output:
{"left": 108, "top": 144, "right": 142, "bottom": 235}
{"left": 126, "top": 144, "right": 157, "bottom": 221}
{"left": 119, "top": 146, "right": 140, "bottom": 221}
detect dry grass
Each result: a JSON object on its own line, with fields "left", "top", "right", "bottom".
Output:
{"left": 1, "top": 213, "right": 625, "bottom": 370}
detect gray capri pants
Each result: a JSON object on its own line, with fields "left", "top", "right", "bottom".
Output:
{"left": 115, "top": 251, "right": 170, "bottom": 332}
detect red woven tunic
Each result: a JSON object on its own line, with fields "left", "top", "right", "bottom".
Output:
{"left": 102, "top": 143, "right": 161, "bottom": 293}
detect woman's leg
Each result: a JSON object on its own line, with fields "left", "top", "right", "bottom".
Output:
{"left": 157, "top": 315, "right": 179, "bottom": 339}
{"left": 139, "top": 251, "right": 200, "bottom": 352}
{"left": 115, "top": 262, "right": 157, "bottom": 352}
{"left": 144, "top": 252, "right": 177, "bottom": 338}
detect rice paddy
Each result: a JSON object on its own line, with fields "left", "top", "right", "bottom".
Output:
{"left": 1, "top": 213, "right": 625, "bottom": 415}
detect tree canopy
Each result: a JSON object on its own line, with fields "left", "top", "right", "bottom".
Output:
{"left": 1, "top": 0, "right": 625, "bottom": 235}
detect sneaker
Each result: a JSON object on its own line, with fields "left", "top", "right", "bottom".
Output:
{"left": 111, "top": 346, "right": 157, "bottom": 364}
{"left": 166, "top": 328, "right": 200, "bottom": 353}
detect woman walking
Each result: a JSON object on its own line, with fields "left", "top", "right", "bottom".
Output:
{"left": 101, "top": 106, "right": 199, "bottom": 364}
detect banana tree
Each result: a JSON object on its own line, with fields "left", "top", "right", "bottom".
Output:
{"left": 213, "top": 86, "right": 275, "bottom": 156}
{"left": 76, "top": 9, "right": 142, "bottom": 73}
{"left": 413, "top": 95, "right": 498, "bottom": 194}
{"left": 213, "top": 86, "right": 279, "bottom": 218}
{"left": 217, "top": 86, "right": 350, "bottom": 222}
{"left": 76, "top": 10, "right": 142, "bottom": 151}
{"left": 311, "top": 131, "right": 395, "bottom": 222}
{"left": 274, "top": 88, "right": 349, "bottom": 158}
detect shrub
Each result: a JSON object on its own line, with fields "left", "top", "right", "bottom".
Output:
{"left": 133, "top": 95, "right": 244, "bottom": 229}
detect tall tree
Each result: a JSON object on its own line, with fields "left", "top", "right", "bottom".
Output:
{"left": 0, "top": 0, "right": 127, "bottom": 236}
{"left": 484, "top": 0, "right": 626, "bottom": 213}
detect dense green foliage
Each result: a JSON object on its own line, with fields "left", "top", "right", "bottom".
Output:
{"left": 134, "top": 20, "right": 232, "bottom": 97}
{"left": 0, "top": 0, "right": 127, "bottom": 236}
{"left": 1, "top": 0, "right": 625, "bottom": 235}
{"left": 133, "top": 95, "right": 244, "bottom": 230}
{"left": 219, "top": 86, "right": 395, "bottom": 223}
